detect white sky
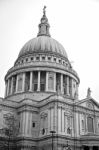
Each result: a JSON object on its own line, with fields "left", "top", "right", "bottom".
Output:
{"left": 0, "top": 0, "right": 99, "bottom": 101}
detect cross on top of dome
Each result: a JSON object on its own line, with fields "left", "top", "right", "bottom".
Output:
{"left": 37, "top": 6, "right": 50, "bottom": 37}
{"left": 43, "top": 6, "right": 46, "bottom": 16}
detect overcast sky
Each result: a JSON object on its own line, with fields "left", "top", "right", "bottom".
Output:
{"left": 0, "top": 0, "right": 99, "bottom": 101}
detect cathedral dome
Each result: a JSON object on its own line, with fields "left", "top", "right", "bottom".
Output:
{"left": 5, "top": 6, "right": 80, "bottom": 100}
{"left": 18, "top": 36, "right": 68, "bottom": 58}
{"left": 18, "top": 6, "right": 67, "bottom": 59}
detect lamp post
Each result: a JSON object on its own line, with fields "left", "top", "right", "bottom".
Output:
{"left": 50, "top": 130, "right": 56, "bottom": 150}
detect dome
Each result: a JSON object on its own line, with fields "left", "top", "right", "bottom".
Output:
{"left": 18, "top": 36, "right": 68, "bottom": 58}
{"left": 18, "top": 6, "right": 68, "bottom": 59}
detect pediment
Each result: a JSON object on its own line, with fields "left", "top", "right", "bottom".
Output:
{"left": 75, "top": 97, "right": 99, "bottom": 111}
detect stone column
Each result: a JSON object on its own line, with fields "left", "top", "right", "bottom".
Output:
{"left": 76, "top": 83, "right": 79, "bottom": 99}
{"left": 22, "top": 73, "right": 25, "bottom": 92}
{"left": 11, "top": 77, "right": 14, "bottom": 94}
{"left": 61, "top": 74, "right": 63, "bottom": 94}
{"left": 16, "top": 75, "right": 19, "bottom": 92}
{"left": 29, "top": 71, "right": 33, "bottom": 91}
{"left": 69, "top": 77, "right": 72, "bottom": 97}
{"left": 66, "top": 76, "right": 70, "bottom": 95}
{"left": 7, "top": 79, "right": 10, "bottom": 96}
{"left": 46, "top": 72, "right": 48, "bottom": 91}
{"left": 37, "top": 71, "right": 40, "bottom": 91}
{"left": 54, "top": 72, "right": 56, "bottom": 92}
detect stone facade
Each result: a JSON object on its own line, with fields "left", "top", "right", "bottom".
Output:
{"left": 0, "top": 7, "right": 99, "bottom": 150}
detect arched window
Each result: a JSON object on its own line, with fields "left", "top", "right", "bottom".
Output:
{"left": 87, "top": 116, "right": 94, "bottom": 133}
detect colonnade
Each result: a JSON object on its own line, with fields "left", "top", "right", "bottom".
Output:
{"left": 5, "top": 71, "right": 78, "bottom": 98}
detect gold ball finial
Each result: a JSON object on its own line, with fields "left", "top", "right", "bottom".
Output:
{"left": 43, "top": 6, "right": 46, "bottom": 16}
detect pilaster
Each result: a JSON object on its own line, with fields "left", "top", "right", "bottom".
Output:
{"left": 11, "top": 76, "right": 14, "bottom": 94}
{"left": 16, "top": 75, "right": 19, "bottom": 92}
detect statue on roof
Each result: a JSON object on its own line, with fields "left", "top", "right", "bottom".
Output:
{"left": 87, "top": 87, "right": 91, "bottom": 98}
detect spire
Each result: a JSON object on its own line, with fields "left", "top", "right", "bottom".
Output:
{"left": 37, "top": 6, "right": 50, "bottom": 37}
